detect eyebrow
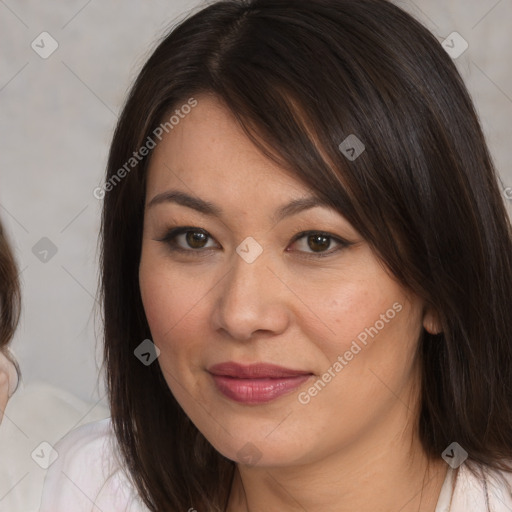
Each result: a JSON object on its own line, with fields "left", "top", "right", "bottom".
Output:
{"left": 147, "top": 189, "right": 331, "bottom": 224}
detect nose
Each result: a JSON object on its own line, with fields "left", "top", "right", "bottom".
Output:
{"left": 211, "top": 245, "right": 291, "bottom": 341}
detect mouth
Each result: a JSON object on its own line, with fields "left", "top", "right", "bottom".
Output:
{"left": 207, "top": 362, "right": 314, "bottom": 404}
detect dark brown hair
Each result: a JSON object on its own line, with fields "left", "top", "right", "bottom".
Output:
{"left": 0, "top": 219, "right": 20, "bottom": 370}
{"left": 100, "top": 0, "right": 512, "bottom": 509}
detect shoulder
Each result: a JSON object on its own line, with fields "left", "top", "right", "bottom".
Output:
{"left": 39, "top": 418, "right": 149, "bottom": 512}
{"left": 50, "top": 416, "right": 113, "bottom": 460}
{"left": 446, "top": 460, "right": 512, "bottom": 511}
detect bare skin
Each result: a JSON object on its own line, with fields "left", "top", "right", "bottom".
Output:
{"left": 0, "top": 352, "right": 16, "bottom": 424}
{"left": 139, "top": 93, "right": 448, "bottom": 512}
{"left": 0, "top": 371, "right": 8, "bottom": 423}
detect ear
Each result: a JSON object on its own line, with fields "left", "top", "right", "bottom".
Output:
{"left": 422, "top": 306, "right": 442, "bottom": 335}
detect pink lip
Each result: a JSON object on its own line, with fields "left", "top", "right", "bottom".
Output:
{"left": 208, "top": 362, "right": 313, "bottom": 404}
{"left": 208, "top": 362, "right": 313, "bottom": 378}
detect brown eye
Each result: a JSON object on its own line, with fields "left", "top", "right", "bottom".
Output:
{"left": 289, "top": 230, "right": 352, "bottom": 258}
{"left": 158, "top": 227, "right": 218, "bottom": 253}
{"left": 185, "top": 230, "right": 209, "bottom": 249}
{"left": 307, "top": 234, "right": 331, "bottom": 252}
{"left": 158, "top": 227, "right": 351, "bottom": 259}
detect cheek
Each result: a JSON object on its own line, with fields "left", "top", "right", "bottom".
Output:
{"left": 302, "top": 273, "right": 410, "bottom": 355}
{"left": 139, "top": 268, "right": 174, "bottom": 341}
{"left": 139, "top": 256, "right": 182, "bottom": 344}
{"left": 284, "top": 245, "right": 406, "bottom": 351}
{"left": 302, "top": 279, "right": 421, "bottom": 409}
{"left": 139, "top": 255, "right": 212, "bottom": 363}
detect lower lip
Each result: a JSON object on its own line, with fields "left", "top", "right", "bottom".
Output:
{"left": 210, "top": 374, "right": 313, "bottom": 404}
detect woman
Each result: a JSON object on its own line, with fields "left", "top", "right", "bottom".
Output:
{"left": 40, "top": 0, "right": 512, "bottom": 510}
{"left": 0, "top": 220, "right": 20, "bottom": 423}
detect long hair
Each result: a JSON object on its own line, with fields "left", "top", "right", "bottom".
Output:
{"left": 0, "top": 219, "right": 21, "bottom": 377}
{"left": 100, "top": 0, "right": 512, "bottom": 509}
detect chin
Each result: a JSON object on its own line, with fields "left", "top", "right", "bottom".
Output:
{"left": 200, "top": 427, "right": 312, "bottom": 468}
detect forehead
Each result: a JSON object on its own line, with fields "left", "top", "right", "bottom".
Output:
{"left": 145, "top": 94, "right": 312, "bottom": 205}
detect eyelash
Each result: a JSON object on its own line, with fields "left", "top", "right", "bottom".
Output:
{"left": 156, "top": 226, "right": 353, "bottom": 259}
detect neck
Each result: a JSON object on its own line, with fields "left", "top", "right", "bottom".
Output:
{"left": 226, "top": 402, "right": 448, "bottom": 512}
{"left": 228, "top": 450, "right": 447, "bottom": 512}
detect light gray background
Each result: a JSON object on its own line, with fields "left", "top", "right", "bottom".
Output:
{"left": 1, "top": 0, "right": 511, "bottom": 403}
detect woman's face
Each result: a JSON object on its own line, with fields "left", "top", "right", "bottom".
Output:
{"left": 139, "top": 94, "right": 436, "bottom": 467}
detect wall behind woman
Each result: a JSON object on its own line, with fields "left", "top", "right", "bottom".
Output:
{"left": 0, "top": 0, "right": 510, "bottom": 404}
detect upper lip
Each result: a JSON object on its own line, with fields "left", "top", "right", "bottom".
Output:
{"left": 208, "top": 362, "right": 313, "bottom": 379}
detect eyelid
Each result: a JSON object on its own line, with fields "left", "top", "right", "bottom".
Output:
{"left": 156, "top": 226, "right": 219, "bottom": 251}
{"left": 287, "top": 230, "right": 353, "bottom": 258}
{"left": 156, "top": 226, "right": 353, "bottom": 257}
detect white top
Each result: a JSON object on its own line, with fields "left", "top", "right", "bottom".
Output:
{"left": 38, "top": 418, "right": 149, "bottom": 512}
{"left": 39, "top": 418, "right": 512, "bottom": 512}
